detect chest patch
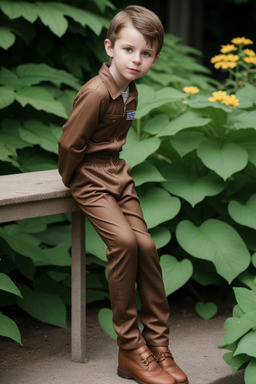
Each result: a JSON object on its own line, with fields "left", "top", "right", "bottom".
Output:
{"left": 126, "top": 110, "right": 136, "bottom": 120}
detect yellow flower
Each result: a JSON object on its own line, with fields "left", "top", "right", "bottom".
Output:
{"left": 231, "top": 37, "right": 253, "bottom": 46}
{"left": 208, "top": 91, "right": 227, "bottom": 102}
{"left": 183, "top": 86, "right": 200, "bottom": 94}
{"left": 225, "top": 54, "right": 239, "bottom": 62}
{"left": 244, "top": 49, "right": 256, "bottom": 57}
{"left": 211, "top": 54, "right": 226, "bottom": 63}
{"left": 222, "top": 94, "right": 240, "bottom": 106}
{"left": 208, "top": 91, "right": 239, "bottom": 107}
{"left": 243, "top": 56, "right": 256, "bottom": 64}
{"left": 220, "top": 44, "right": 237, "bottom": 53}
{"left": 214, "top": 61, "right": 237, "bottom": 69}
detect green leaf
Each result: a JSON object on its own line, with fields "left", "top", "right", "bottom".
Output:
{"left": 0, "top": 86, "right": 15, "bottom": 109}
{"left": 236, "top": 83, "right": 256, "bottom": 108}
{"left": 98, "top": 307, "right": 117, "bottom": 340}
{"left": 0, "top": 119, "right": 31, "bottom": 149}
{"left": 143, "top": 114, "right": 169, "bottom": 136}
{"left": 0, "top": 142, "right": 17, "bottom": 164}
{"left": 15, "top": 86, "right": 67, "bottom": 118}
{"left": 0, "top": 26, "right": 16, "bottom": 49}
{"left": 233, "top": 111, "right": 256, "bottom": 130}
{"left": 228, "top": 194, "right": 256, "bottom": 230}
{"left": 0, "top": 1, "right": 39, "bottom": 22}
{"left": 234, "top": 331, "right": 256, "bottom": 358}
{"left": 0, "top": 224, "right": 71, "bottom": 266}
{"left": 187, "top": 94, "right": 232, "bottom": 112}
{"left": 219, "top": 312, "right": 256, "bottom": 347}
{"left": 19, "top": 120, "right": 61, "bottom": 154}
{"left": 176, "top": 219, "right": 251, "bottom": 283}
{"left": 158, "top": 111, "right": 211, "bottom": 137}
{"left": 139, "top": 187, "right": 181, "bottom": 229}
{"left": 197, "top": 140, "right": 248, "bottom": 180}
{"left": 195, "top": 301, "right": 218, "bottom": 320}
{"left": 131, "top": 162, "right": 166, "bottom": 186}
{"left": 245, "top": 359, "right": 256, "bottom": 384}
{"left": 15, "top": 63, "right": 81, "bottom": 89}
{"left": 169, "top": 131, "right": 205, "bottom": 157}
{"left": 136, "top": 84, "right": 185, "bottom": 119}
{"left": 37, "top": 2, "right": 68, "bottom": 37}
{"left": 0, "top": 273, "right": 22, "bottom": 297}
{"left": 121, "top": 128, "right": 160, "bottom": 168}
{"left": 16, "top": 283, "right": 67, "bottom": 328}
{"left": 149, "top": 226, "right": 171, "bottom": 250}
{"left": 233, "top": 287, "right": 256, "bottom": 313}
{"left": 86, "top": 289, "right": 108, "bottom": 305}
{"left": 162, "top": 164, "right": 224, "bottom": 207}
{"left": 231, "top": 354, "right": 250, "bottom": 374}
{"left": 18, "top": 147, "right": 58, "bottom": 172}
{"left": 0, "top": 312, "right": 22, "bottom": 344}
{"left": 0, "top": 67, "right": 19, "bottom": 87}
{"left": 160, "top": 254, "right": 193, "bottom": 296}
{"left": 49, "top": 2, "right": 106, "bottom": 36}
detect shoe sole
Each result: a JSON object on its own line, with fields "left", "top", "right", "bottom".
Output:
{"left": 117, "top": 367, "right": 149, "bottom": 384}
{"left": 118, "top": 367, "right": 190, "bottom": 384}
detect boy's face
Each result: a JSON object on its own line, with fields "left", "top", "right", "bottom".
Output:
{"left": 105, "top": 22, "right": 160, "bottom": 91}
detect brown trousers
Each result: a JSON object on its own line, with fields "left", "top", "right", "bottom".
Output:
{"left": 70, "top": 154, "right": 170, "bottom": 350}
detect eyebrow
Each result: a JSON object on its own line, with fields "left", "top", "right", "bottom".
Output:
{"left": 120, "top": 42, "right": 155, "bottom": 53}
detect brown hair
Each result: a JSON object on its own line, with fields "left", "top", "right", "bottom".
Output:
{"left": 106, "top": 5, "right": 164, "bottom": 55}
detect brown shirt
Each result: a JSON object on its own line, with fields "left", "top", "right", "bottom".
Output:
{"left": 58, "top": 63, "right": 138, "bottom": 187}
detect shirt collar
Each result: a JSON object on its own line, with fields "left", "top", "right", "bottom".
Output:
{"left": 99, "top": 63, "right": 138, "bottom": 101}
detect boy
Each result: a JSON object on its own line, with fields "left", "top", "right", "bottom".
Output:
{"left": 58, "top": 5, "right": 188, "bottom": 384}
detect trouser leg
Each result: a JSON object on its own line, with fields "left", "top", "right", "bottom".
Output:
{"left": 118, "top": 187, "right": 170, "bottom": 347}
{"left": 71, "top": 189, "right": 146, "bottom": 349}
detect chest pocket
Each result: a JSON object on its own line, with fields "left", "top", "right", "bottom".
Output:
{"left": 92, "top": 114, "right": 123, "bottom": 142}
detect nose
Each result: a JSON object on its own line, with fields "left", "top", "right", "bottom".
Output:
{"left": 132, "top": 52, "right": 141, "bottom": 64}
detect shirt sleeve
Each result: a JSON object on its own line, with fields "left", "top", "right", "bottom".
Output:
{"left": 58, "top": 88, "right": 103, "bottom": 187}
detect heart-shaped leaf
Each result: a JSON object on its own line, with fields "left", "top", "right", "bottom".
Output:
{"left": 0, "top": 273, "right": 22, "bottom": 297}
{"left": 139, "top": 187, "right": 181, "bottom": 229}
{"left": 131, "top": 161, "right": 166, "bottom": 186}
{"left": 149, "top": 226, "right": 171, "bottom": 250}
{"left": 158, "top": 111, "right": 211, "bottom": 137}
{"left": 234, "top": 331, "right": 256, "bottom": 358}
{"left": 0, "top": 312, "right": 21, "bottom": 344}
{"left": 197, "top": 140, "right": 248, "bottom": 180}
{"left": 162, "top": 164, "right": 224, "bottom": 207}
{"left": 219, "top": 311, "right": 256, "bottom": 347}
{"left": 228, "top": 194, "right": 256, "bottom": 230}
{"left": 160, "top": 254, "right": 193, "bottom": 296}
{"left": 121, "top": 128, "right": 160, "bottom": 168}
{"left": 135, "top": 84, "right": 184, "bottom": 119}
{"left": 169, "top": 131, "right": 205, "bottom": 157}
{"left": 98, "top": 308, "right": 117, "bottom": 340}
{"left": 16, "top": 283, "right": 67, "bottom": 328}
{"left": 245, "top": 360, "right": 256, "bottom": 384}
{"left": 176, "top": 219, "right": 251, "bottom": 283}
{"left": 195, "top": 301, "right": 218, "bottom": 320}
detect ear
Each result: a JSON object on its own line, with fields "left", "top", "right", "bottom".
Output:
{"left": 152, "top": 52, "right": 161, "bottom": 66}
{"left": 104, "top": 39, "right": 114, "bottom": 58}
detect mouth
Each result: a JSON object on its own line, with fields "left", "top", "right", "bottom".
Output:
{"left": 128, "top": 68, "right": 140, "bottom": 73}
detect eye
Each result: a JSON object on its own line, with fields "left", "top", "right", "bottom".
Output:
{"left": 142, "top": 51, "right": 152, "bottom": 57}
{"left": 124, "top": 47, "right": 132, "bottom": 53}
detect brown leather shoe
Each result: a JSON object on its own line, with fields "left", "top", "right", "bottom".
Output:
{"left": 150, "top": 347, "right": 189, "bottom": 384}
{"left": 118, "top": 345, "right": 175, "bottom": 384}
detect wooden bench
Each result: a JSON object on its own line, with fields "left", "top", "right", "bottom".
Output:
{"left": 0, "top": 169, "right": 87, "bottom": 363}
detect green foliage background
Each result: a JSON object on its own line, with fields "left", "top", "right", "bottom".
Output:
{"left": 1, "top": 1, "right": 256, "bottom": 381}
